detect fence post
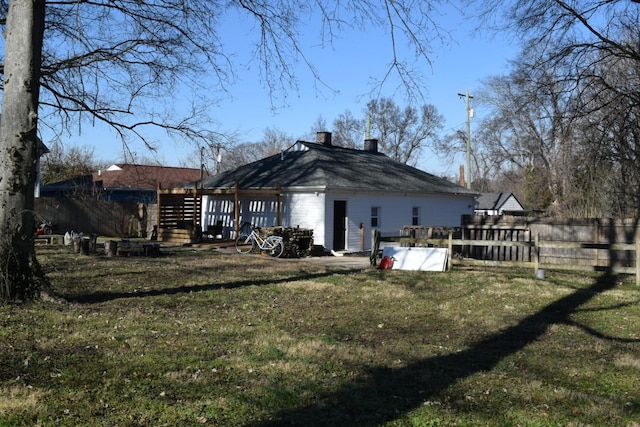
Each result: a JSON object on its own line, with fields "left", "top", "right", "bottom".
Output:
{"left": 595, "top": 218, "right": 600, "bottom": 268}
{"left": 447, "top": 229, "right": 453, "bottom": 271}
{"left": 636, "top": 232, "right": 640, "bottom": 286}
{"left": 370, "top": 229, "right": 380, "bottom": 266}
{"left": 534, "top": 232, "right": 540, "bottom": 274}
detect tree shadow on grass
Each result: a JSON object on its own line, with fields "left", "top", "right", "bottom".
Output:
{"left": 252, "top": 271, "right": 635, "bottom": 426}
{"left": 65, "top": 268, "right": 359, "bottom": 304}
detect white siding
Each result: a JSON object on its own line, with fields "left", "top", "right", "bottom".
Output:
{"left": 499, "top": 196, "right": 524, "bottom": 214}
{"left": 283, "top": 192, "right": 326, "bottom": 246}
{"left": 202, "top": 191, "right": 475, "bottom": 251}
{"left": 327, "top": 191, "right": 475, "bottom": 251}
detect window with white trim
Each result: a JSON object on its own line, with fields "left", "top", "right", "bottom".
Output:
{"left": 371, "top": 206, "right": 380, "bottom": 227}
{"left": 412, "top": 207, "right": 420, "bottom": 226}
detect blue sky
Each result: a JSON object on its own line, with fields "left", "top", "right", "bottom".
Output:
{"left": 57, "top": 2, "right": 518, "bottom": 177}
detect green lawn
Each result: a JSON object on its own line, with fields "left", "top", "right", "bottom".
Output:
{"left": 0, "top": 246, "right": 639, "bottom": 426}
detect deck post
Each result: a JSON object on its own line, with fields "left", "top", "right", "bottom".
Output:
{"left": 447, "top": 229, "right": 453, "bottom": 271}
{"left": 370, "top": 229, "right": 380, "bottom": 266}
{"left": 534, "top": 232, "right": 540, "bottom": 274}
{"left": 635, "top": 228, "right": 640, "bottom": 286}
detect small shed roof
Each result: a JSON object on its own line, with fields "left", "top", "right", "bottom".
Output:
{"left": 194, "top": 141, "right": 477, "bottom": 196}
{"left": 475, "top": 192, "right": 521, "bottom": 211}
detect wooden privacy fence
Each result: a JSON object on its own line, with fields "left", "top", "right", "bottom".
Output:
{"left": 35, "top": 197, "right": 157, "bottom": 237}
{"left": 372, "top": 226, "right": 640, "bottom": 286}
{"left": 461, "top": 215, "right": 640, "bottom": 266}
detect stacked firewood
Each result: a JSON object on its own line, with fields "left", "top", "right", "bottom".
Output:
{"left": 259, "top": 226, "right": 314, "bottom": 258}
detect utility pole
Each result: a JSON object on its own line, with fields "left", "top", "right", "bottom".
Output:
{"left": 214, "top": 144, "right": 222, "bottom": 174}
{"left": 458, "top": 90, "right": 474, "bottom": 189}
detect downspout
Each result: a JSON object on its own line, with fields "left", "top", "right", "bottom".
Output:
{"left": 234, "top": 181, "right": 240, "bottom": 237}
{"left": 276, "top": 183, "right": 281, "bottom": 226}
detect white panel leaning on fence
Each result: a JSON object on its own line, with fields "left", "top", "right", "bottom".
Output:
{"left": 380, "top": 246, "right": 448, "bottom": 271}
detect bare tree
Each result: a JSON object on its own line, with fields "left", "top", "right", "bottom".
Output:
{"left": 473, "top": 53, "right": 576, "bottom": 211}
{"left": 307, "top": 116, "right": 328, "bottom": 142}
{"left": 40, "top": 141, "right": 101, "bottom": 184}
{"left": 475, "top": 0, "right": 640, "bottom": 216}
{"left": 574, "top": 41, "right": 640, "bottom": 216}
{"left": 366, "top": 98, "right": 444, "bottom": 165}
{"left": 331, "top": 110, "right": 365, "bottom": 149}
{"left": 224, "top": 128, "right": 296, "bottom": 170}
{"left": 0, "top": 0, "right": 451, "bottom": 302}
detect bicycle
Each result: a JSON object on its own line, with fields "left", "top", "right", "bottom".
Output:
{"left": 235, "top": 224, "right": 284, "bottom": 258}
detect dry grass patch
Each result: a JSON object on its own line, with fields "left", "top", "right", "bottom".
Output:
{"left": 0, "top": 386, "right": 46, "bottom": 414}
{"left": 288, "top": 338, "right": 336, "bottom": 358}
{"left": 280, "top": 280, "right": 337, "bottom": 291}
{"left": 615, "top": 353, "right": 640, "bottom": 370}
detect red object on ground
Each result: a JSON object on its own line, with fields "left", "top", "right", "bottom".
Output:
{"left": 379, "top": 255, "right": 394, "bottom": 270}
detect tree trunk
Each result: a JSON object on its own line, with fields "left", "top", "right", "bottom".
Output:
{"left": 0, "top": 0, "right": 47, "bottom": 302}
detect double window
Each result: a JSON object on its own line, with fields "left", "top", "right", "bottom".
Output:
{"left": 371, "top": 206, "right": 420, "bottom": 227}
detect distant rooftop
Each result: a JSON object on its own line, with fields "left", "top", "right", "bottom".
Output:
{"left": 94, "top": 164, "right": 205, "bottom": 191}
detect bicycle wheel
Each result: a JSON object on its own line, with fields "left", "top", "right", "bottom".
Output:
{"left": 264, "top": 236, "right": 284, "bottom": 258}
{"left": 235, "top": 235, "right": 255, "bottom": 254}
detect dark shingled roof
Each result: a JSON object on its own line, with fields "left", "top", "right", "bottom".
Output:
{"left": 476, "top": 192, "right": 512, "bottom": 210}
{"left": 94, "top": 164, "right": 204, "bottom": 191}
{"left": 194, "top": 141, "right": 477, "bottom": 195}
{"left": 42, "top": 164, "right": 204, "bottom": 195}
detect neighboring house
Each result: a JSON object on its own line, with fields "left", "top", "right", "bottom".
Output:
{"left": 176, "top": 132, "right": 478, "bottom": 251}
{"left": 475, "top": 192, "right": 524, "bottom": 216}
{"left": 40, "top": 164, "right": 205, "bottom": 203}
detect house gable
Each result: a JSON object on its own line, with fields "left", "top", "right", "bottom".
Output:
{"left": 475, "top": 193, "right": 524, "bottom": 215}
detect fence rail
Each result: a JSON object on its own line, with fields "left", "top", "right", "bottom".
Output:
{"left": 372, "top": 229, "right": 640, "bottom": 285}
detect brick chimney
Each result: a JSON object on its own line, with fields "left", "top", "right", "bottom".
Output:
{"left": 316, "top": 131, "right": 332, "bottom": 147}
{"left": 364, "top": 138, "right": 378, "bottom": 153}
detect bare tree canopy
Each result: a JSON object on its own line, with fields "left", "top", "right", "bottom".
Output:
{"left": 329, "top": 98, "right": 444, "bottom": 165}
{"left": 366, "top": 97, "right": 444, "bottom": 165}
{"left": 1, "top": 0, "right": 450, "bottom": 150}
{"left": 478, "top": 0, "right": 640, "bottom": 95}
{"left": 40, "top": 141, "right": 101, "bottom": 185}
{"left": 472, "top": 0, "right": 640, "bottom": 216}
{"left": 223, "top": 127, "right": 295, "bottom": 171}
{"left": 332, "top": 111, "right": 365, "bottom": 149}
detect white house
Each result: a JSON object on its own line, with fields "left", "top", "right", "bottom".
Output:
{"left": 474, "top": 193, "right": 524, "bottom": 216}
{"left": 193, "top": 132, "right": 478, "bottom": 252}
